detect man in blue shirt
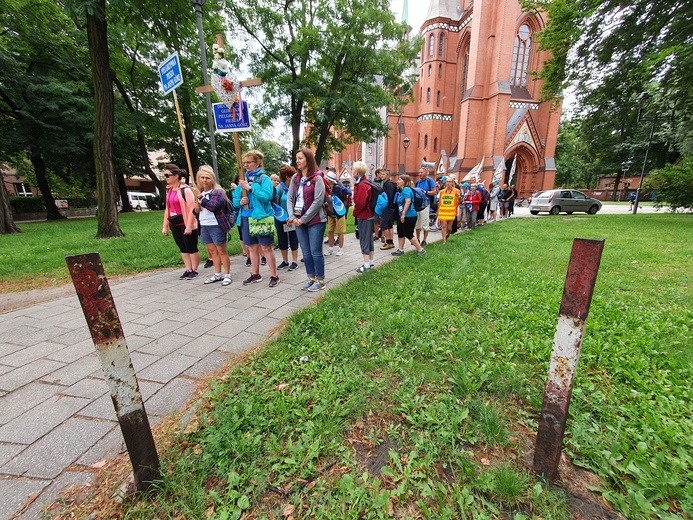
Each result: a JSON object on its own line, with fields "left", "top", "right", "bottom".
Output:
{"left": 415, "top": 167, "right": 437, "bottom": 246}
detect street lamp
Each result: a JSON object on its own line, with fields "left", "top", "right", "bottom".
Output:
{"left": 402, "top": 136, "right": 410, "bottom": 175}
{"left": 633, "top": 93, "right": 655, "bottom": 215}
{"left": 192, "top": 0, "right": 219, "bottom": 176}
{"left": 620, "top": 160, "right": 631, "bottom": 201}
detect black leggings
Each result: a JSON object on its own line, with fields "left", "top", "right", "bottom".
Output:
{"left": 170, "top": 225, "right": 199, "bottom": 254}
{"left": 275, "top": 218, "right": 298, "bottom": 251}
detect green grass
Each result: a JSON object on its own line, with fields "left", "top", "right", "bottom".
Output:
{"left": 8, "top": 213, "right": 693, "bottom": 519}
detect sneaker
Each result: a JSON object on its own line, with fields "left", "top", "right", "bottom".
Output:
{"left": 187, "top": 271, "right": 199, "bottom": 279}
{"left": 418, "top": 248, "right": 427, "bottom": 256}
{"left": 242, "top": 274, "right": 262, "bottom": 285}
{"left": 307, "top": 280, "right": 325, "bottom": 292}
{"left": 302, "top": 278, "right": 316, "bottom": 290}
{"left": 260, "top": 256, "right": 267, "bottom": 266}
{"left": 421, "top": 240, "right": 427, "bottom": 247}
{"left": 204, "top": 273, "right": 224, "bottom": 284}
{"left": 203, "top": 259, "right": 214, "bottom": 268}
{"left": 277, "top": 261, "right": 290, "bottom": 270}
{"left": 324, "top": 239, "right": 329, "bottom": 245}
{"left": 245, "top": 258, "right": 252, "bottom": 267}
{"left": 273, "top": 245, "right": 280, "bottom": 250}
{"left": 391, "top": 249, "right": 404, "bottom": 256}
{"left": 179, "top": 270, "right": 190, "bottom": 280}
{"left": 221, "top": 276, "right": 232, "bottom": 286}
{"left": 356, "top": 264, "right": 373, "bottom": 273}
{"left": 335, "top": 248, "right": 344, "bottom": 256}
{"left": 269, "top": 276, "right": 280, "bottom": 288}
{"left": 380, "top": 243, "right": 394, "bottom": 250}
{"left": 288, "top": 262, "right": 298, "bottom": 271}
{"left": 325, "top": 247, "right": 334, "bottom": 256}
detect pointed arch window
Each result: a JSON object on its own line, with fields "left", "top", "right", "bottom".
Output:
{"left": 510, "top": 24, "right": 532, "bottom": 87}
{"left": 438, "top": 34, "right": 444, "bottom": 56}
{"left": 428, "top": 65, "right": 432, "bottom": 77}
{"left": 429, "top": 34, "right": 435, "bottom": 56}
{"left": 436, "top": 91, "right": 441, "bottom": 107}
{"left": 424, "top": 134, "right": 429, "bottom": 149}
{"left": 426, "top": 88, "right": 431, "bottom": 104}
{"left": 433, "top": 137, "right": 438, "bottom": 152}
{"left": 438, "top": 64, "right": 443, "bottom": 78}
{"left": 461, "top": 39, "right": 470, "bottom": 94}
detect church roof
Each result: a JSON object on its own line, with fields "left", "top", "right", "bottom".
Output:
{"left": 425, "top": 0, "right": 462, "bottom": 22}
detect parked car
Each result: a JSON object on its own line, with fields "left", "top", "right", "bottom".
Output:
{"left": 529, "top": 189, "right": 602, "bottom": 215}
{"left": 127, "top": 192, "right": 156, "bottom": 211}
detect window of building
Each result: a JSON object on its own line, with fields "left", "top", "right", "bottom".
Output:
{"left": 510, "top": 23, "right": 532, "bottom": 87}
{"left": 428, "top": 65, "right": 432, "bottom": 77}
{"left": 13, "top": 182, "right": 32, "bottom": 196}
{"left": 436, "top": 91, "right": 441, "bottom": 107}
{"left": 433, "top": 137, "right": 438, "bottom": 152}
{"left": 426, "top": 88, "right": 431, "bottom": 103}
{"left": 424, "top": 135, "right": 429, "bottom": 149}
{"left": 438, "top": 34, "right": 444, "bottom": 56}
{"left": 420, "top": 86, "right": 422, "bottom": 101}
{"left": 429, "top": 34, "right": 435, "bottom": 56}
{"left": 461, "top": 39, "right": 470, "bottom": 94}
{"left": 438, "top": 64, "right": 442, "bottom": 78}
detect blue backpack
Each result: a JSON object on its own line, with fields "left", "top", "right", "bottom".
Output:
{"left": 411, "top": 186, "right": 430, "bottom": 212}
{"left": 374, "top": 191, "right": 389, "bottom": 216}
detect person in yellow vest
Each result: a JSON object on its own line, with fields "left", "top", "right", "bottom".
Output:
{"left": 437, "top": 177, "right": 460, "bottom": 244}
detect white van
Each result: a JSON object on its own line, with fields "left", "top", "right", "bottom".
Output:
{"left": 127, "top": 192, "right": 156, "bottom": 211}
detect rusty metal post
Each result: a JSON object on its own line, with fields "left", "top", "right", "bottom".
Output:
{"left": 533, "top": 238, "right": 605, "bottom": 481}
{"left": 65, "top": 253, "right": 160, "bottom": 491}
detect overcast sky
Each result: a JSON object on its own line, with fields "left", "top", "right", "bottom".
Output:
{"left": 390, "top": 0, "right": 428, "bottom": 32}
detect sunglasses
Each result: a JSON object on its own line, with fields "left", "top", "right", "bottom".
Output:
{"left": 164, "top": 173, "right": 175, "bottom": 178}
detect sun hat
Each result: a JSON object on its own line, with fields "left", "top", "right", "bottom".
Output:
{"left": 325, "top": 172, "right": 339, "bottom": 184}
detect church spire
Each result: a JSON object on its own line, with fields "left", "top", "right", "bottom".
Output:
{"left": 402, "top": 0, "right": 409, "bottom": 25}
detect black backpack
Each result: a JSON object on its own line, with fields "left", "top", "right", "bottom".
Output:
{"left": 364, "top": 179, "right": 383, "bottom": 212}
{"left": 411, "top": 186, "right": 430, "bottom": 212}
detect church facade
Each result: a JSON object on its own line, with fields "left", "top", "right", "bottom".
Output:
{"left": 330, "top": 0, "right": 561, "bottom": 197}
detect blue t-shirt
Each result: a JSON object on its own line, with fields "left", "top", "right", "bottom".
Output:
{"left": 415, "top": 177, "right": 436, "bottom": 204}
{"left": 398, "top": 187, "right": 417, "bottom": 218}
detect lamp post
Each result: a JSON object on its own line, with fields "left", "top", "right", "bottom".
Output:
{"left": 402, "top": 136, "right": 410, "bottom": 175}
{"left": 192, "top": 0, "right": 219, "bottom": 176}
{"left": 633, "top": 93, "right": 655, "bottom": 215}
{"left": 620, "top": 161, "right": 630, "bottom": 201}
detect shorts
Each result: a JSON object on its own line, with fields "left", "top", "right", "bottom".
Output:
{"left": 415, "top": 207, "right": 430, "bottom": 231}
{"left": 240, "top": 216, "right": 275, "bottom": 247}
{"left": 327, "top": 215, "right": 346, "bottom": 234}
{"left": 200, "top": 225, "right": 227, "bottom": 245}
{"left": 397, "top": 216, "right": 417, "bottom": 240}
{"left": 379, "top": 207, "right": 395, "bottom": 230}
{"left": 170, "top": 225, "right": 199, "bottom": 254}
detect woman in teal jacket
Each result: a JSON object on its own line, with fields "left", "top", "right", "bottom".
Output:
{"left": 233, "top": 150, "right": 280, "bottom": 287}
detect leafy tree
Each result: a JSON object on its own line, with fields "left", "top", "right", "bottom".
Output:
{"left": 0, "top": 177, "right": 22, "bottom": 234}
{"left": 555, "top": 119, "right": 592, "bottom": 188}
{"left": 645, "top": 158, "right": 693, "bottom": 212}
{"left": 224, "top": 0, "right": 420, "bottom": 163}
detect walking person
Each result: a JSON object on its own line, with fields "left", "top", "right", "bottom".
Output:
{"left": 352, "top": 161, "right": 376, "bottom": 273}
{"left": 391, "top": 174, "right": 426, "bottom": 256}
{"left": 287, "top": 148, "right": 327, "bottom": 292}
{"left": 275, "top": 166, "right": 300, "bottom": 271}
{"left": 464, "top": 183, "right": 482, "bottom": 230}
{"left": 415, "top": 167, "right": 437, "bottom": 245}
{"left": 437, "top": 177, "right": 460, "bottom": 244}
{"left": 324, "top": 171, "right": 347, "bottom": 257}
{"left": 161, "top": 163, "right": 200, "bottom": 280}
{"left": 192, "top": 165, "right": 233, "bottom": 286}
{"left": 233, "top": 150, "right": 280, "bottom": 288}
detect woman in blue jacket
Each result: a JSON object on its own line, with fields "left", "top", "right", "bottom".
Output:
{"left": 233, "top": 150, "right": 280, "bottom": 288}
{"left": 391, "top": 174, "right": 426, "bottom": 256}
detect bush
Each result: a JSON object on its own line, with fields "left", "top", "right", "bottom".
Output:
{"left": 147, "top": 194, "right": 165, "bottom": 210}
{"left": 645, "top": 157, "right": 693, "bottom": 211}
{"left": 9, "top": 196, "right": 45, "bottom": 213}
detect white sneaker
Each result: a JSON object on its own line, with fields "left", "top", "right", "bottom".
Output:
{"left": 325, "top": 247, "right": 333, "bottom": 256}
{"left": 302, "top": 279, "right": 316, "bottom": 290}
{"left": 335, "top": 248, "right": 344, "bottom": 256}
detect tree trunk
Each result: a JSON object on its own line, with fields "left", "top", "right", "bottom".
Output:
{"left": 87, "top": 0, "right": 124, "bottom": 238}
{"left": 30, "top": 150, "right": 66, "bottom": 220}
{"left": 117, "top": 172, "right": 131, "bottom": 212}
{"left": 0, "top": 179, "right": 22, "bottom": 234}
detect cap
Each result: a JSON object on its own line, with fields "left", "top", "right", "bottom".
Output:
{"left": 462, "top": 182, "right": 470, "bottom": 188}
{"left": 440, "top": 176, "right": 448, "bottom": 181}
{"left": 325, "top": 172, "right": 339, "bottom": 184}
{"left": 493, "top": 179, "right": 499, "bottom": 184}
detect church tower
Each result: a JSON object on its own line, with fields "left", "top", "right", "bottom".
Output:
{"left": 386, "top": 0, "right": 561, "bottom": 197}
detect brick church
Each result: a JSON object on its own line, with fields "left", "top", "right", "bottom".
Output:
{"left": 330, "top": 0, "right": 561, "bottom": 197}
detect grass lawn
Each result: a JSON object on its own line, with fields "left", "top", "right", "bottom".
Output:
{"left": 40, "top": 213, "right": 692, "bottom": 520}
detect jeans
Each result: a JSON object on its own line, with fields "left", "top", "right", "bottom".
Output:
{"left": 295, "top": 221, "right": 326, "bottom": 279}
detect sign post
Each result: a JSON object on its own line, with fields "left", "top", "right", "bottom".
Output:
{"left": 158, "top": 52, "right": 195, "bottom": 182}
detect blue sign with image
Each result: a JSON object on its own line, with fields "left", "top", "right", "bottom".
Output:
{"left": 213, "top": 102, "right": 251, "bottom": 132}
{"left": 158, "top": 52, "right": 183, "bottom": 95}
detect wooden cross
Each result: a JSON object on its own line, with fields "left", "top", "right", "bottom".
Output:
{"left": 195, "top": 34, "right": 262, "bottom": 187}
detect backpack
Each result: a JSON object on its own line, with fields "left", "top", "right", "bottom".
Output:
{"left": 223, "top": 194, "right": 237, "bottom": 228}
{"left": 374, "top": 191, "right": 389, "bottom": 216}
{"left": 332, "top": 184, "right": 352, "bottom": 211}
{"left": 411, "top": 186, "right": 430, "bottom": 212}
{"left": 364, "top": 179, "right": 383, "bottom": 212}
{"left": 479, "top": 186, "right": 490, "bottom": 204}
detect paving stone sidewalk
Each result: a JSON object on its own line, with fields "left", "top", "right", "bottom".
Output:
{"left": 0, "top": 229, "right": 441, "bottom": 519}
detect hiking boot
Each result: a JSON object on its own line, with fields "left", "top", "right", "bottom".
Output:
{"left": 203, "top": 259, "right": 214, "bottom": 268}
{"left": 260, "top": 256, "right": 267, "bottom": 266}
{"left": 277, "top": 261, "right": 290, "bottom": 270}
{"left": 302, "top": 278, "right": 316, "bottom": 290}
{"left": 418, "top": 248, "right": 427, "bottom": 256}
{"left": 391, "top": 249, "right": 404, "bottom": 256}
{"left": 380, "top": 243, "right": 394, "bottom": 250}
{"left": 306, "top": 280, "right": 325, "bottom": 292}
{"left": 268, "top": 276, "right": 280, "bottom": 288}
{"left": 288, "top": 262, "right": 298, "bottom": 271}
{"left": 242, "top": 274, "right": 262, "bottom": 285}
{"left": 221, "top": 275, "right": 232, "bottom": 286}
{"left": 204, "top": 273, "right": 224, "bottom": 284}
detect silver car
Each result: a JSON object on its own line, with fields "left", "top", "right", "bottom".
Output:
{"left": 529, "top": 189, "right": 602, "bottom": 215}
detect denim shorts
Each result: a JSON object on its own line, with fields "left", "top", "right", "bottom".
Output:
{"left": 200, "top": 225, "right": 227, "bottom": 245}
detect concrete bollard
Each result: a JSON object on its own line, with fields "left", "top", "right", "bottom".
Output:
{"left": 533, "top": 238, "right": 605, "bottom": 481}
{"left": 65, "top": 252, "right": 161, "bottom": 492}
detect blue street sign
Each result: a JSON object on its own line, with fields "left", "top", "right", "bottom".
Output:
{"left": 158, "top": 52, "right": 183, "bottom": 95}
{"left": 213, "top": 102, "right": 252, "bottom": 132}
